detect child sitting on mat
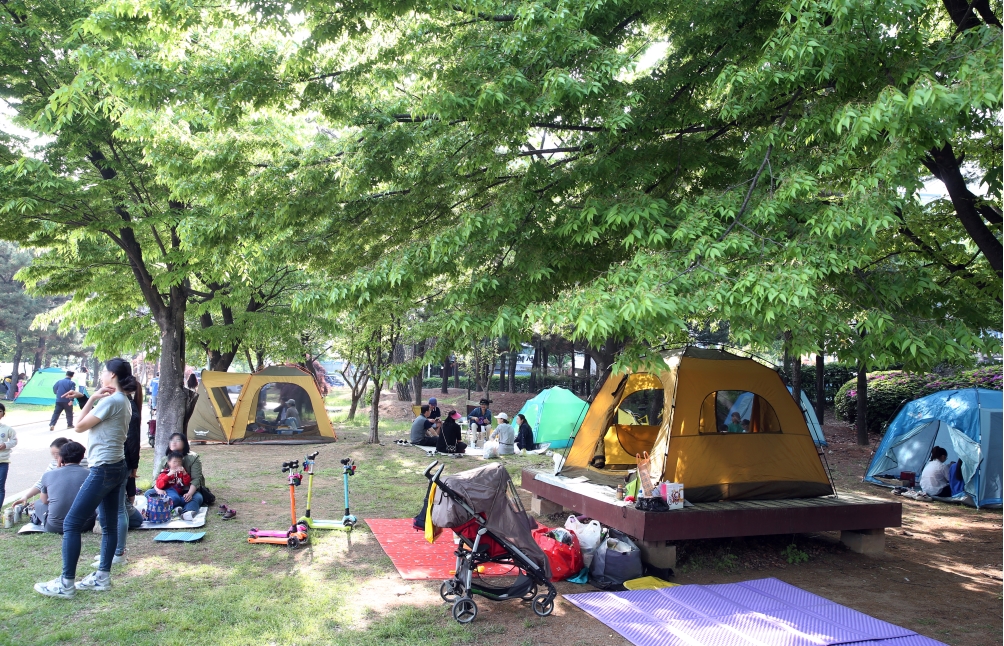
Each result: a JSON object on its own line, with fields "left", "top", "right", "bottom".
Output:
{"left": 151, "top": 451, "right": 195, "bottom": 519}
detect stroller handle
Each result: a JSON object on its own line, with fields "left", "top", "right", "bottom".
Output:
{"left": 423, "top": 460, "right": 441, "bottom": 480}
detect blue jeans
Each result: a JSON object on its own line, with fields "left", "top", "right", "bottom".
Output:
{"left": 62, "top": 460, "right": 126, "bottom": 578}
{"left": 161, "top": 489, "right": 203, "bottom": 514}
{"left": 97, "top": 470, "right": 130, "bottom": 556}
{"left": 0, "top": 462, "right": 8, "bottom": 508}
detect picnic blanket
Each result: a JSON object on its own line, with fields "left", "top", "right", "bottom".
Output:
{"left": 134, "top": 496, "right": 208, "bottom": 530}
{"left": 18, "top": 522, "right": 45, "bottom": 534}
{"left": 154, "top": 531, "right": 206, "bottom": 542}
{"left": 565, "top": 578, "right": 945, "bottom": 646}
{"left": 366, "top": 518, "right": 518, "bottom": 580}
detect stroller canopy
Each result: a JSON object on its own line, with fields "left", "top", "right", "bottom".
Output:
{"left": 432, "top": 462, "right": 550, "bottom": 578}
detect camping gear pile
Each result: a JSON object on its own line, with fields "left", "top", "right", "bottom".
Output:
{"left": 531, "top": 526, "right": 583, "bottom": 581}
{"left": 864, "top": 388, "right": 1002, "bottom": 508}
{"left": 424, "top": 461, "right": 558, "bottom": 624}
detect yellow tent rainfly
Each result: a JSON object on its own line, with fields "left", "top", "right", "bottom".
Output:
{"left": 561, "top": 347, "right": 832, "bottom": 503}
{"left": 188, "top": 365, "right": 336, "bottom": 444}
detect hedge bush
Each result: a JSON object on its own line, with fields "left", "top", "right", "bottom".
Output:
{"left": 796, "top": 363, "right": 857, "bottom": 407}
{"left": 421, "top": 374, "right": 588, "bottom": 395}
{"left": 834, "top": 367, "right": 1003, "bottom": 433}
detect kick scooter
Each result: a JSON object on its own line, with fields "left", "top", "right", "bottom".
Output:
{"left": 298, "top": 451, "right": 358, "bottom": 531}
{"left": 249, "top": 459, "right": 310, "bottom": 548}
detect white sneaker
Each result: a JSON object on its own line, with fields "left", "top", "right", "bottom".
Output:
{"left": 74, "top": 572, "right": 111, "bottom": 591}
{"left": 34, "top": 577, "right": 75, "bottom": 599}
{"left": 91, "top": 554, "right": 126, "bottom": 567}
{"left": 182, "top": 511, "right": 195, "bottom": 521}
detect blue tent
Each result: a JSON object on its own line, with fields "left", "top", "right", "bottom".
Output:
{"left": 864, "top": 389, "right": 1002, "bottom": 508}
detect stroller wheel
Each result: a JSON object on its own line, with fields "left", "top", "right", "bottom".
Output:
{"left": 521, "top": 583, "right": 538, "bottom": 601}
{"left": 532, "top": 594, "right": 554, "bottom": 617}
{"left": 439, "top": 580, "right": 459, "bottom": 603}
{"left": 452, "top": 597, "right": 478, "bottom": 624}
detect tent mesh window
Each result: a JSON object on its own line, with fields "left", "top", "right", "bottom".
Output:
{"left": 249, "top": 382, "right": 319, "bottom": 435}
{"left": 210, "top": 385, "right": 241, "bottom": 417}
{"left": 698, "top": 391, "right": 782, "bottom": 434}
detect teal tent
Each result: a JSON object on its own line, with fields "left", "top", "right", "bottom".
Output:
{"left": 517, "top": 387, "right": 589, "bottom": 449}
{"left": 16, "top": 367, "right": 71, "bottom": 405}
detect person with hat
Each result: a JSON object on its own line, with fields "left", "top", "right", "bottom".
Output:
{"left": 436, "top": 411, "right": 467, "bottom": 454}
{"left": 468, "top": 398, "right": 493, "bottom": 436}
{"left": 281, "top": 399, "right": 300, "bottom": 429}
{"left": 489, "top": 413, "right": 515, "bottom": 455}
{"left": 427, "top": 397, "right": 441, "bottom": 420}
{"left": 410, "top": 405, "right": 440, "bottom": 447}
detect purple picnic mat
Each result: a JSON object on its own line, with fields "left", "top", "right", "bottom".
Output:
{"left": 564, "top": 578, "right": 945, "bottom": 646}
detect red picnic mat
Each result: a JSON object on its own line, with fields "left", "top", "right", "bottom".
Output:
{"left": 365, "top": 518, "right": 520, "bottom": 580}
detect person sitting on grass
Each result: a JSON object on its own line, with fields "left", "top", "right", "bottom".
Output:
{"left": 515, "top": 413, "right": 536, "bottom": 452}
{"left": 31, "top": 442, "right": 95, "bottom": 534}
{"left": 436, "top": 411, "right": 467, "bottom": 454}
{"left": 153, "top": 433, "right": 205, "bottom": 517}
{"left": 920, "top": 446, "right": 951, "bottom": 498}
{"left": 11, "top": 437, "right": 90, "bottom": 511}
{"left": 489, "top": 413, "right": 515, "bottom": 455}
{"left": 410, "top": 404, "right": 440, "bottom": 447}
{"left": 150, "top": 451, "right": 196, "bottom": 520}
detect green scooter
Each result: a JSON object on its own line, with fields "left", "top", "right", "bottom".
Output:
{"left": 298, "top": 451, "right": 357, "bottom": 531}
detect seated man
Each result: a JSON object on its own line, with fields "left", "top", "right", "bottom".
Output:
{"left": 12, "top": 437, "right": 88, "bottom": 509}
{"left": 410, "top": 405, "right": 440, "bottom": 447}
{"left": 427, "top": 397, "right": 441, "bottom": 420}
{"left": 31, "top": 441, "right": 95, "bottom": 534}
{"left": 469, "top": 398, "right": 493, "bottom": 435}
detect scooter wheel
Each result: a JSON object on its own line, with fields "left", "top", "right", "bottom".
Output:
{"left": 452, "top": 597, "right": 477, "bottom": 624}
{"left": 532, "top": 594, "right": 554, "bottom": 617}
{"left": 287, "top": 536, "right": 299, "bottom": 549}
{"left": 439, "top": 580, "right": 458, "bottom": 603}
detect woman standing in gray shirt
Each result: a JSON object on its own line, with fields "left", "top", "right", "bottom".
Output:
{"left": 35, "top": 358, "right": 134, "bottom": 599}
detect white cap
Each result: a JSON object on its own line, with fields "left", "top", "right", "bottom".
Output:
{"left": 495, "top": 413, "right": 508, "bottom": 421}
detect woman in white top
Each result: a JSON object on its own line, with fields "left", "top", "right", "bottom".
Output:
{"left": 919, "top": 446, "right": 951, "bottom": 497}
{"left": 490, "top": 413, "right": 516, "bottom": 455}
{"left": 35, "top": 358, "right": 135, "bottom": 599}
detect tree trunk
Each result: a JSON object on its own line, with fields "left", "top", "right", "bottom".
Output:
{"left": 5, "top": 336, "right": 22, "bottom": 401}
{"left": 791, "top": 356, "right": 802, "bottom": 405}
{"left": 152, "top": 299, "right": 188, "bottom": 480}
{"left": 33, "top": 336, "right": 45, "bottom": 372}
{"left": 583, "top": 352, "right": 592, "bottom": 396}
{"left": 856, "top": 362, "right": 868, "bottom": 446}
{"left": 499, "top": 352, "right": 508, "bottom": 392}
{"left": 453, "top": 360, "right": 459, "bottom": 388}
{"left": 411, "top": 341, "right": 425, "bottom": 405}
{"left": 508, "top": 351, "right": 517, "bottom": 393}
{"left": 92, "top": 356, "right": 100, "bottom": 387}
{"left": 528, "top": 343, "right": 538, "bottom": 391}
{"left": 585, "top": 338, "right": 625, "bottom": 401}
{"left": 441, "top": 360, "right": 449, "bottom": 394}
{"left": 368, "top": 380, "right": 382, "bottom": 443}
{"left": 815, "top": 352, "right": 825, "bottom": 424}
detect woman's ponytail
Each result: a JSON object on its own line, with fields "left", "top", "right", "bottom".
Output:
{"left": 105, "top": 358, "right": 137, "bottom": 393}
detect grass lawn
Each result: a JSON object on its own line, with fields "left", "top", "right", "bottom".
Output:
{"left": 0, "top": 418, "right": 556, "bottom": 646}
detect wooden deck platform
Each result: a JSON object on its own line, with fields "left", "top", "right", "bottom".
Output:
{"left": 520, "top": 469, "right": 901, "bottom": 559}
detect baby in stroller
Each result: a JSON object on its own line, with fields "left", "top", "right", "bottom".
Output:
{"left": 424, "top": 460, "right": 557, "bottom": 624}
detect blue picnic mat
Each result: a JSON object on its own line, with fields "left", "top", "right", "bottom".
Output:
{"left": 154, "top": 531, "right": 206, "bottom": 543}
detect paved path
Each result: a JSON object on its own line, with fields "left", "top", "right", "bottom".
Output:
{"left": 2, "top": 405, "right": 152, "bottom": 506}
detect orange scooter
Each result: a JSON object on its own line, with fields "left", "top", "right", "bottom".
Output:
{"left": 248, "top": 459, "right": 310, "bottom": 549}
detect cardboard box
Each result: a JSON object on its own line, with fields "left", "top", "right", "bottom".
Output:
{"left": 658, "top": 482, "right": 685, "bottom": 510}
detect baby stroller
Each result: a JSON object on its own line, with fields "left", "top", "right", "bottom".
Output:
{"left": 424, "top": 460, "right": 557, "bottom": 624}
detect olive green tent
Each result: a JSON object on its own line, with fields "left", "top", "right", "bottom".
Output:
{"left": 516, "top": 387, "right": 589, "bottom": 449}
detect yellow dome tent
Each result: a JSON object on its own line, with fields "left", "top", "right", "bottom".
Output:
{"left": 561, "top": 347, "right": 831, "bottom": 502}
{"left": 187, "top": 365, "right": 336, "bottom": 444}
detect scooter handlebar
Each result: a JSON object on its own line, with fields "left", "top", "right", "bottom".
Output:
{"left": 306, "top": 451, "right": 319, "bottom": 460}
